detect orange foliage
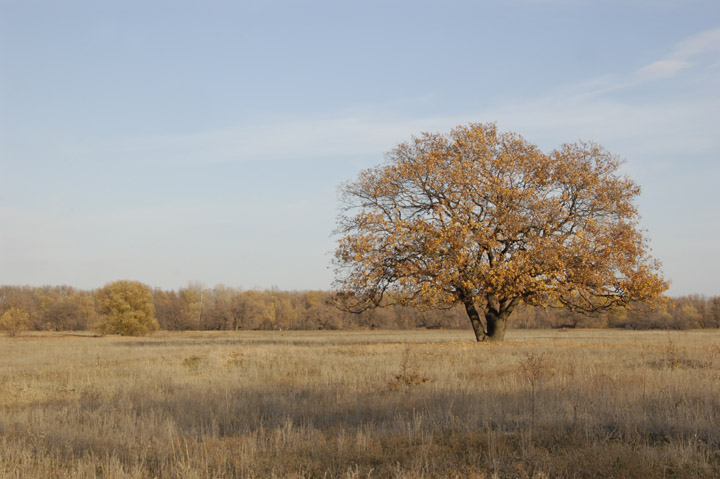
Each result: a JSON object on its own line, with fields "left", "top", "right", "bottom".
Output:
{"left": 334, "top": 123, "right": 668, "bottom": 341}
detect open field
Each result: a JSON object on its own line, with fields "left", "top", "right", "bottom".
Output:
{"left": 1, "top": 329, "right": 719, "bottom": 478}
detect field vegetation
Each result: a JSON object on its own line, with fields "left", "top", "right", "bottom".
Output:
{"left": 1, "top": 329, "right": 718, "bottom": 478}
{"left": 1, "top": 284, "right": 718, "bottom": 333}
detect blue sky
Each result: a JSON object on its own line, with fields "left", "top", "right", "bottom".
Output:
{"left": 1, "top": 0, "right": 718, "bottom": 296}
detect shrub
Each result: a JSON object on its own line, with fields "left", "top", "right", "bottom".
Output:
{"left": 0, "top": 307, "right": 31, "bottom": 336}
{"left": 96, "top": 281, "right": 159, "bottom": 336}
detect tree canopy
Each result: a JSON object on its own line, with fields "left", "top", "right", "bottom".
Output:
{"left": 333, "top": 123, "right": 668, "bottom": 341}
{"left": 96, "top": 280, "right": 159, "bottom": 336}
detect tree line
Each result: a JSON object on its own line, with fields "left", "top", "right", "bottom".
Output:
{"left": 0, "top": 283, "right": 718, "bottom": 334}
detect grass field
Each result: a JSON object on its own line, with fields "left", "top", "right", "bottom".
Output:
{"left": 1, "top": 329, "right": 719, "bottom": 478}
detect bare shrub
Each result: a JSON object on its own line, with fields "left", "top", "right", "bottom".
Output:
{"left": 388, "top": 346, "right": 432, "bottom": 390}
{"left": 518, "top": 352, "right": 553, "bottom": 438}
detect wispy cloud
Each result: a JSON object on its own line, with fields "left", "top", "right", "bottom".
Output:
{"left": 633, "top": 27, "right": 720, "bottom": 81}
{"left": 55, "top": 112, "right": 468, "bottom": 166}
{"left": 633, "top": 59, "right": 693, "bottom": 82}
{"left": 579, "top": 26, "right": 720, "bottom": 95}
{"left": 467, "top": 27, "right": 720, "bottom": 164}
{"left": 668, "top": 27, "right": 720, "bottom": 60}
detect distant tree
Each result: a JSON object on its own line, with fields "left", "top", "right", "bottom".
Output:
{"left": 0, "top": 307, "right": 31, "bottom": 336}
{"left": 207, "top": 285, "right": 270, "bottom": 331}
{"left": 605, "top": 306, "right": 628, "bottom": 328}
{"left": 179, "top": 284, "right": 205, "bottom": 330}
{"left": 712, "top": 297, "right": 720, "bottom": 328}
{"left": 96, "top": 281, "right": 158, "bottom": 336}
{"left": 41, "top": 291, "right": 97, "bottom": 331}
{"left": 152, "top": 289, "right": 188, "bottom": 330}
{"left": 334, "top": 123, "right": 668, "bottom": 341}
{"left": 680, "top": 304, "right": 702, "bottom": 328}
{"left": 0, "top": 286, "right": 40, "bottom": 328}
{"left": 303, "top": 291, "right": 342, "bottom": 329}
{"left": 235, "top": 291, "right": 267, "bottom": 330}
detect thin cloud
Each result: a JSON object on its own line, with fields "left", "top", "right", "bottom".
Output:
{"left": 669, "top": 26, "right": 720, "bottom": 60}
{"left": 633, "top": 59, "right": 693, "bottom": 82}
{"left": 632, "top": 27, "right": 720, "bottom": 82}
{"left": 64, "top": 113, "right": 467, "bottom": 166}
{"left": 570, "top": 26, "right": 720, "bottom": 96}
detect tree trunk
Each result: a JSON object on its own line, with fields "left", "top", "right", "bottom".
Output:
{"left": 484, "top": 310, "right": 508, "bottom": 341}
{"left": 461, "top": 295, "right": 515, "bottom": 342}
{"left": 462, "top": 298, "right": 488, "bottom": 342}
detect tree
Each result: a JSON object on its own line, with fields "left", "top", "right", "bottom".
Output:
{"left": 96, "top": 281, "right": 159, "bottom": 336}
{"left": 0, "top": 286, "right": 39, "bottom": 328}
{"left": 333, "top": 123, "right": 668, "bottom": 341}
{"left": 711, "top": 297, "right": 720, "bottom": 328}
{"left": 152, "top": 289, "right": 190, "bottom": 330}
{"left": 0, "top": 307, "right": 31, "bottom": 336}
{"left": 40, "top": 290, "right": 97, "bottom": 331}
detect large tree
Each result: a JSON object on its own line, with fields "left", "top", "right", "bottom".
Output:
{"left": 333, "top": 123, "right": 668, "bottom": 341}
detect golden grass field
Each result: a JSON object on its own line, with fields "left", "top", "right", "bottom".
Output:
{"left": 1, "top": 329, "right": 719, "bottom": 478}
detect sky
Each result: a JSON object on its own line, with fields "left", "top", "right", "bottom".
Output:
{"left": 1, "top": 0, "right": 718, "bottom": 296}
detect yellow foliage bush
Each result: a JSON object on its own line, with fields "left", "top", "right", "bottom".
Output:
{"left": 0, "top": 307, "right": 31, "bottom": 336}
{"left": 96, "top": 280, "right": 159, "bottom": 336}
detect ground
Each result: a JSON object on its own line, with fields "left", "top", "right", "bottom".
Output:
{"left": 1, "top": 329, "right": 719, "bottom": 478}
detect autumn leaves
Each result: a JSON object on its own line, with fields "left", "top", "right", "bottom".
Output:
{"left": 334, "top": 123, "right": 667, "bottom": 341}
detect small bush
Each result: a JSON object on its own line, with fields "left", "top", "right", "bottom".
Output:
{"left": 225, "top": 350, "right": 244, "bottom": 368}
{"left": 182, "top": 355, "right": 204, "bottom": 373}
{"left": 0, "top": 307, "right": 31, "bottom": 336}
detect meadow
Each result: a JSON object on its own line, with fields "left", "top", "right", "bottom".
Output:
{"left": 0, "top": 329, "right": 718, "bottom": 478}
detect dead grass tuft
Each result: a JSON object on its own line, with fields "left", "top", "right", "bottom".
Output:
{"left": 388, "top": 347, "right": 433, "bottom": 390}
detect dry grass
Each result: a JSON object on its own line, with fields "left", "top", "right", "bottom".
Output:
{"left": 1, "top": 329, "right": 719, "bottom": 478}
